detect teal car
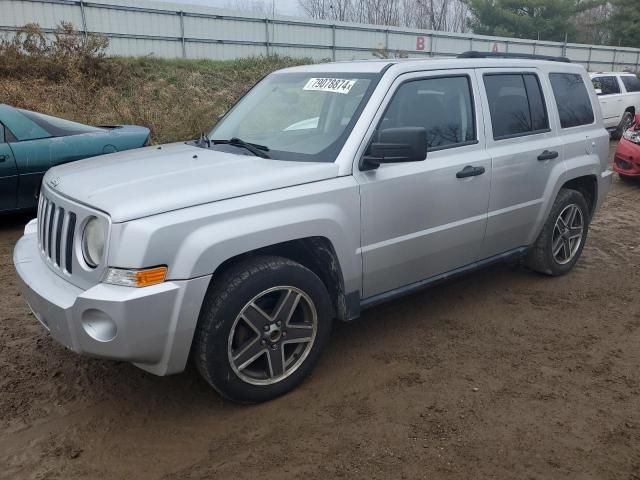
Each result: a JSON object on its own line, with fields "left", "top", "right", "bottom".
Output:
{"left": 0, "top": 104, "right": 150, "bottom": 213}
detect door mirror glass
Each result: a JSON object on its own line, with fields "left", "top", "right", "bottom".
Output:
{"left": 362, "top": 127, "right": 427, "bottom": 170}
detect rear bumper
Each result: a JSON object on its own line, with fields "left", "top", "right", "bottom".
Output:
{"left": 13, "top": 230, "right": 210, "bottom": 375}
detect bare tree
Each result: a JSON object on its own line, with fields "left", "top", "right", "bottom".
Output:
{"left": 226, "top": 0, "right": 278, "bottom": 16}
{"left": 298, "top": 0, "right": 352, "bottom": 21}
{"left": 572, "top": 3, "right": 613, "bottom": 45}
{"left": 298, "top": 0, "right": 469, "bottom": 32}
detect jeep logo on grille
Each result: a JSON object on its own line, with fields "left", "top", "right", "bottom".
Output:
{"left": 48, "top": 177, "right": 61, "bottom": 189}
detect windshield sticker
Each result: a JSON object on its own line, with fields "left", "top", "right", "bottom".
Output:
{"left": 303, "top": 78, "right": 357, "bottom": 94}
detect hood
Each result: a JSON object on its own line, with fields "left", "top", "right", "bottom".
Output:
{"left": 43, "top": 143, "right": 339, "bottom": 222}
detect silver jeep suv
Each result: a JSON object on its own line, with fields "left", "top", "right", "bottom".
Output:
{"left": 14, "top": 53, "right": 612, "bottom": 403}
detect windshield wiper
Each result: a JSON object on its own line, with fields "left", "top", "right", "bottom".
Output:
{"left": 212, "top": 137, "right": 270, "bottom": 158}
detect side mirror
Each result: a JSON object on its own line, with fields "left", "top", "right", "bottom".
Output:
{"left": 361, "top": 127, "right": 427, "bottom": 171}
{"left": 594, "top": 88, "right": 603, "bottom": 96}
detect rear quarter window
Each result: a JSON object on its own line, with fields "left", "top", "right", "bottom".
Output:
{"left": 549, "top": 73, "right": 595, "bottom": 129}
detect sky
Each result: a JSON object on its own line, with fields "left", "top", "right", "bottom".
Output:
{"left": 158, "top": 0, "right": 302, "bottom": 16}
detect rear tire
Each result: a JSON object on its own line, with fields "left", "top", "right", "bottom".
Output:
{"left": 193, "top": 256, "right": 333, "bottom": 403}
{"left": 526, "top": 189, "right": 589, "bottom": 276}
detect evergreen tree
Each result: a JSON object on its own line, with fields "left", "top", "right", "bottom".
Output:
{"left": 465, "top": 0, "right": 601, "bottom": 42}
{"left": 610, "top": 0, "right": 640, "bottom": 47}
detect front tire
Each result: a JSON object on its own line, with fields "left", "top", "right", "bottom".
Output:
{"left": 193, "top": 256, "right": 333, "bottom": 403}
{"left": 526, "top": 189, "right": 589, "bottom": 276}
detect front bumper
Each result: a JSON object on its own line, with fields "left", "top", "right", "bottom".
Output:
{"left": 613, "top": 137, "right": 640, "bottom": 176}
{"left": 13, "top": 230, "right": 211, "bottom": 376}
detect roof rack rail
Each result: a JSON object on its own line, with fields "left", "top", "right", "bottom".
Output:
{"left": 457, "top": 51, "right": 571, "bottom": 63}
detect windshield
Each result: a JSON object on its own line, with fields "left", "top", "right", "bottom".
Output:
{"left": 209, "top": 72, "right": 379, "bottom": 162}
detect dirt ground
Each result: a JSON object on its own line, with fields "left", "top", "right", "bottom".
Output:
{"left": 1, "top": 145, "right": 639, "bottom": 480}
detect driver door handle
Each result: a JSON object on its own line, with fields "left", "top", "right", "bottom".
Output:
{"left": 537, "top": 150, "right": 559, "bottom": 161}
{"left": 456, "top": 165, "right": 485, "bottom": 179}
{"left": 0, "top": 155, "right": 7, "bottom": 162}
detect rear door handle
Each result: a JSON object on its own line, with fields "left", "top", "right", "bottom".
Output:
{"left": 456, "top": 165, "right": 485, "bottom": 179}
{"left": 0, "top": 155, "right": 7, "bottom": 162}
{"left": 537, "top": 150, "right": 559, "bottom": 161}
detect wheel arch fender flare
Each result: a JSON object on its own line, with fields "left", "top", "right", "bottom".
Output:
{"left": 168, "top": 205, "right": 361, "bottom": 301}
{"left": 529, "top": 163, "right": 599, "bottom": 245}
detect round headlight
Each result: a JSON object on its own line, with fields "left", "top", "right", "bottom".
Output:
{"left": 82, "top": 217, "right": 106, "bottom": 268}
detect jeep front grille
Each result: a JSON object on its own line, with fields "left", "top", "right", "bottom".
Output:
{"left": 38, "top": 192, "right": 77, "bottom": 274}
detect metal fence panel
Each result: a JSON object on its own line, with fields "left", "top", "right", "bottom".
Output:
{"left": 272, "top": 22, "right": 332, "bottom": 48}
{"left": 86, "top": 7, "right": 181, "bottom": 37}
{"left": 387, "top": 32, "right": 419, "bottom": 53}
{"left": 470, "top": 38, "right": 494, "bottom": 53}
{"left": 617, "top": 50, "right": 638, "bottom": 66}
{"left": 565, "top": 46, "right": 590, "bottom": 62}
{"left": 106, "top": 36, "right": 182, "bottom": 57}
{"left": 507, "top": 42, "right": 533, "bottom": 54}
{"left": 436, "top": 35, "right": 473, "bottom": 55}
{"left": 187, "top": 42, "right": 265, "bottom": 60}
{"left": 4, "top": 0, "right": 82, "bottom": 28}
{"left": 189, "top": 17, "right": 265, "bottom": 43}
{"left": 1, "top": 0, "right": 639, "bottom": 72}
{"left": 336, "top": 28, "right": 385, "bottom": 51}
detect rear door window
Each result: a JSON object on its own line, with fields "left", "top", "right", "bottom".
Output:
{"left": 592, "top": 76, "right": 621, "bottom": 95}
{"left": 549, "top": 73, "right": 595, "bottom": 128}
{"left": 621, "top": 75, "right": 640, "bottom": 93}
{"left": 483, "top": 73, "right": 550, "bottom": 140}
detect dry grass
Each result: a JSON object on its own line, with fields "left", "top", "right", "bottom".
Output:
{"left": 0, "top": 24, "right": 309, "bottom": 143}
